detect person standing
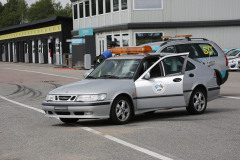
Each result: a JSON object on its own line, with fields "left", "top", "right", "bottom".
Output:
{"left": 94, "top": 41, "right": 117, "bottom": 69}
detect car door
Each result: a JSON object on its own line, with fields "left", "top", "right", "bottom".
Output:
{"left": 135, "top": 53, "right": 189, "bottom": 109}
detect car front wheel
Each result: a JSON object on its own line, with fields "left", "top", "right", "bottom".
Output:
{"left": 110, "top": 96, "right": 133, "bottom": 125}
{"left": 59, "top": 118, "right": 79, "bottom": 123}
{"left": 186, "top": 88, "right": 207, "bottom": 114}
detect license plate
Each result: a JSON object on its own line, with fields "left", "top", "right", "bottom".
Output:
{"left": 54, "top": 106, "right": 68, "bottom": 111}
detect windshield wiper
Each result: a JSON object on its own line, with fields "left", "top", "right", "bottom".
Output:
{"left": 86, "top": 76, "right": 97, "bottom": 79}
{"left": 100, "top": 75, "right": 120, "bottom": 79}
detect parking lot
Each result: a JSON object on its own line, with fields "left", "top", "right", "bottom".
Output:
{"left": 0, "top": 62, "right": 239, "bottom": 160}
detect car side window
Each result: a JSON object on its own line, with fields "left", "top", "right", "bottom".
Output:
{"left": 186, "top": 61, "right": 196, "bottom": 71}
{"left": 149, "top": 63, "right": 162, "bottom": 78}
{"left": 162, "top": 56, "right": 184, "bottom": 75}
{"left": 176, "top": 44, "right": 200, "bottom": 59}
{"left": 197, "top": 43, "right": 218, "bottom": 57}
{"left": 161, "top": 45, "right": 176, "bottom": 53}
{"left": 137, "top": 57, "right": 159, "bottom": 79}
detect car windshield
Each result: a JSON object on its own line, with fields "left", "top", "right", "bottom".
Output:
{"left": 87, "top": 59, "right": 141, "bottom": 79}
{"left": 227, "top": 50, "right": 240, "bottom": 56}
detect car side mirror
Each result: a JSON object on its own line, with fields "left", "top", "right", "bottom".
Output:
{"left": 144, "top": 72, "right": 150, "bottom": 80}
{"left": 84, "top": 69, "right": 94, "bottom": 78}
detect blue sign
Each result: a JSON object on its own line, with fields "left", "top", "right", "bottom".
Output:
{"left": 69, "top": 43, "right": 72, "bottom": 53}
{"left": 79, "top": 28, "right": 93, "bottom": 37}
{"left": 72, "top": 39, "right": 85, "bottom": 44}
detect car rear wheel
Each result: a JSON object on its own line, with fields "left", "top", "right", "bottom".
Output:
{"left": 186, "top": 88, "right": 207, "bottom": 114}
{"left": 59, "top": 118, "right": 79, "bottom": 123}
{"left": 110, "top": 96, "right": 133, "bottom": 125}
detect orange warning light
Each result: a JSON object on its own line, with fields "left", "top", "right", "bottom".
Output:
{"left": 109, "top": 46, "right": 152, "bottom": 54}
{"left": 161, "top": 36, "right": 171, "bottom": 39}
{"left": 175, "top": 35, "right": 192, "bottom": 38}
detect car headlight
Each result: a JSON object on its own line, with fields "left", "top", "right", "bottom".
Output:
{"left": 46, "top": 94, "right": 55, "bottom": 101}
{"left": 76, "top": 94, "right": 107, "bottom": 102}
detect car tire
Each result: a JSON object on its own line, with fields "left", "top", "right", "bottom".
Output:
{"left": 59, "top": 118, "right": 79, "bottom": 123}
{"left": 110, "top": 96, "right": 133, "bottom": 125}
{"left": 186, "top": 88, "right": 207, "bottom": 114}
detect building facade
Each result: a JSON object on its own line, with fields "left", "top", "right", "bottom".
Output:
{"left": 71, "top": 0, "right": 240, "bottom": 57}
{"left": 0, "top": 16, "right": 72, "bottom": 65}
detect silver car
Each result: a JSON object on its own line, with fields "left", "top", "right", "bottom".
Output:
{"left": 227, "top": 49, "right": 240, "bottom": 71}
{"left": 139, "top": 36, "right": 229, "bottom": 86}
{"left": 42, "top": 53, "right": 219, "bottom": 124}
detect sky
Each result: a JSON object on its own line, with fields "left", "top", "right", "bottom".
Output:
{"left": 0, "top": 0, "right": 70, "bottom": 7}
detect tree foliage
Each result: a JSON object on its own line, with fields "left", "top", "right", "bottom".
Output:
{"left": 0, "top": 0, "right": 72, "bottom": 29}
{"left": 0, "top": 0, "right": 28, "bottom": 28}
{"left": 27, "top": 0, "right": 55, "bottom": 21}
{"left": 0, "top": 2, "right": 4, "bottom": 28}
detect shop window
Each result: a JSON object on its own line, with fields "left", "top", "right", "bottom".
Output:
{"left": 122, "top": 34, "right": 129, "bottom": 46}
{"left": 85, "top": 1, "right": 90, "bottom": 17}
{"left": 99, "top": 0, "right": 103, "bottom": 14}
{"left": 107, "top": 35, "right": 112, "bottom": 45}
{"left": 79, "top": 2, "right": 84, "bottom": 18}
{"left": 73, "top": 4, "right": 78, "bottom": 19}
{"left": 114, "top": 34, "right": 120, "bottom": 47}
{"left": 134, "top": 0, "right": 162, "bottom": 10}
{"left": 106, "top": 0, "right": 111, "bottom": 13}
{"left": 135, "top": 32, "right": 163, "bottom": 46}
{"left": 92, "top": 0, "right": 96, "bottom": 16}
{"left": 121, "top": 0, "right": 127, "bottom": 10}
{"left": 113, "top": 0, "right": 119, "bottom": 11}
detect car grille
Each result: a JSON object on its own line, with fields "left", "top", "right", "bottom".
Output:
{"left": 53, "top": 95, "right": 77, "bottom": 101}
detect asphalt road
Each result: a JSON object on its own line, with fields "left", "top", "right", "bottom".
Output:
{"left": 0, "top": 62, "right": 239, "bottom": 160}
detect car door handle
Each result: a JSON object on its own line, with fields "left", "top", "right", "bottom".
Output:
{"left": 173, "top": 78, "right": 182, "bottom": 82}
{"left": 189, "top": 73, "right": 194, "bottom": 77}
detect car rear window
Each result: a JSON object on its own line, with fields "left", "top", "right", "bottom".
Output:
{"left": 197, "top": 43, "right": 218, "bottom": 57}
{"left": 175, "top": 44, "right": 201, "bottom": 59}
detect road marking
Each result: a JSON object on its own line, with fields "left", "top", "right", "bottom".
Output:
{"left": 0, "top": 95, "right": 44, "bottom": 113}
{"left": 82, "top": 127, "right": 174, "bottom": 160}
{"left": 221, "top": 96, "right": 240, "bottom": 100}
{"left": 0, "top": 95, "right": 175, "bottom": 160}
{"left": 2, "top": 68, "right": 80, "bottom": 80}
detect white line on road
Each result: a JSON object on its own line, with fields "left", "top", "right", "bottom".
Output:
{"left": 0, "top": 95, "right": 44, "bottom": 113}
{"left": 221, "top": 96, "right": 240, "bottom": 100}
{"left": 0, "top": 95, "right": 175, "bottom": 160}
{"left": 2, "top": 68, "right": 80, "bottom": 80}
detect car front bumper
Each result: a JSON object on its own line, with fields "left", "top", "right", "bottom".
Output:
{"left": 228, "top": 62, "right": 240, "bottom": 70}
{"left": 42, "top": 101, "right": 112, "bottom": 119}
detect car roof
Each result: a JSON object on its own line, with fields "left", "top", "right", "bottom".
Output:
{"left": 108, "top": 54, "right": 163, "bottom": 60}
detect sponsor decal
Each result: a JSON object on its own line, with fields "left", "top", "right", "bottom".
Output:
{"left": 153, "top": 81, "right": 165, "bottom": 94}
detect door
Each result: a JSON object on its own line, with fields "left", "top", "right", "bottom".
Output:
{"left": 12, "top": 42, "right": 17, "bottom": 62}
{"left": 135, "top": 53, "right": 189, "bottom": 109}
{"left": 97, "top": 38, "right": 105, "bottom": 56}
{"left": 38, "top": 40, "right": 44, "bottom": 63}
{"left": 32, "top": 41, "right": 35, "bottom": 63}
{"left": 24, "top": 42, "right": 29, "bottom": 63}
{"left": 55, "top": 38, "right": 60, "bottom": 65}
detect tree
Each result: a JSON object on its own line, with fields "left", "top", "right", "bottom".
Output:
{"left": 53, "top": 2, "right": 72, "bottom": 17}
{"left": 0, "top": 0, "right": 28, "bottom": 28}
{"left": 0, "top": 2, "right": 4, "bottom": 28}
{"left": 27, "top": 0, "right": 55, "bottom": 21}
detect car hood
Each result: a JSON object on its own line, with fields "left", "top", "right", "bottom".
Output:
{"left": 228, "top": 57, "right": 240, "bottom": 62}
{"left": 49, "top": 79, "right": 134, "bottom": 95}
{"left": 227, "top": 56, "right": 237, "bottom": 60}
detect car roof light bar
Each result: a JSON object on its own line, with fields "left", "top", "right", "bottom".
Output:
{"left": 109, "top": 46, "right": 152, "bottom": 54}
